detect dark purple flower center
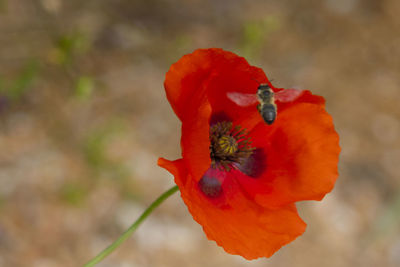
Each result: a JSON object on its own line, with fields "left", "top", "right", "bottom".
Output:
{"left": 209, "top": 121, "right": 255, "bottom": 171}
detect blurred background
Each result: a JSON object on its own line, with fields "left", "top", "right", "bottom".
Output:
{"left": 0, "top": 0, "right": 399, "bottom": 266}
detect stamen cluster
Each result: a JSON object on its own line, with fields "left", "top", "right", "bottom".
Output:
{"left": 209, "top": 121, "right": 255, "bottom": 171}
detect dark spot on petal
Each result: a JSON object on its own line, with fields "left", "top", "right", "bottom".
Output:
{"left": 210, "top": 112, "right": 231, "bottom": 125}
{"left": 237, "top": 149, "right": 266, "bottom": 178}
{"left": 198, "top": 175, "right": 222, "bottom": 198}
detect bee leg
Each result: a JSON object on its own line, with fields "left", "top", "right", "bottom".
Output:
{"left": 257, "top": 103, "right": 262, "bottom": 112}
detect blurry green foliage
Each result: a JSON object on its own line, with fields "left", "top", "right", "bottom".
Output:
{"left": 175, "top": 35, "right": 192, "bottom": 48}
{"left": 0, "top": 195, "right": 4, "bottom": 210}
{"left": 0, "top": 60, "right": 39, "bottom": 102}
{"left": 53, "top": 32, "right": 91, "bottom": 65}
{"left": 241, "top": 16, "right": 280, "bottom": 59}
{"left": 164, "top": 34, "right": 193, "bottom": 63}
{"left": 173, "top": 35, "right": 192, "bottom": 53}
{"left": 84, "top": 130, "right": 110, "bottom": 169}
{"left": 83, "top": 120, "right": 130, "bottom": 180}
{"left": 374, "top": 194, "right": 400, "bottom": 237}
{"left": 60, "top": 183, "right": 88, "bottom": 206}
{"left": 363, "top": 192, "right": 400, "bottom": 249}
{"left": 75, "top": 75, "right": 95, "bottom": 100}
{"left": 121, "top": 187, "right": 141, "bottom": 201}
{"left": 9, "top": 60, "right": 39, "bottom": 100}
{"left": 0, "top": 0, "right": 7, "bottom": 13}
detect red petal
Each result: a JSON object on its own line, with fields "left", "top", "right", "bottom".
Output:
{"left": 159, "top": 160, "right": 306, "bottom": 259}
{"left": 204, "top": 60, "right": 267, "bottom": 121}
{"left": 180, "top": 89, "right": 212, "bottom": 182}
{"left": 236, "top": 100, "right": 340, "bottom": 208}
{"left": 164, "top": 48, "right": 268, "bottom": 121}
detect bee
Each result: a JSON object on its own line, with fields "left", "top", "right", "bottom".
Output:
{"left": 256, "top": 84, "right": 276, "bottom": 124}
{"left": 226, "top": 83, "right": 303, "bottom": 125}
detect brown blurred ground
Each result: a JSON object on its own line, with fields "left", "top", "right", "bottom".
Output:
{"left": 0, "top": 0, "right": 399, "bottom": 266}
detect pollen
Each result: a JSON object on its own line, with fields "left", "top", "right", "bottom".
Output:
{"left": 217, "top": 135, "right": 238, "bottom": 155}
{"left": 210, "top": 121, "right": 255, "bottom": 171}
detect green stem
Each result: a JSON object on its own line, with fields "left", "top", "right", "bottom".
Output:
{"left": 83, "top": 185, "right": 179, "bottom": 267}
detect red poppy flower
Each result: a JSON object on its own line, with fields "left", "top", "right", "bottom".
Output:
{"left": 158, "top": 48, "right": 340, "bottom": 259}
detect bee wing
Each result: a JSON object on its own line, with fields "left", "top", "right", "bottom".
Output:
{"left": 274, "top": 89, "right": 303, "bottom": 103}
{"left": 226, "top": 92, "right": 258, "bottom": 107}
